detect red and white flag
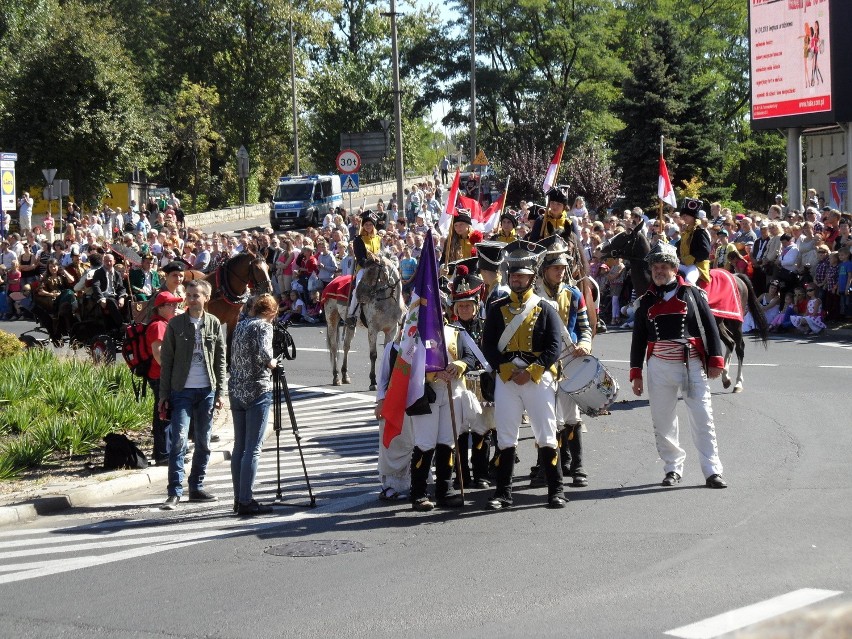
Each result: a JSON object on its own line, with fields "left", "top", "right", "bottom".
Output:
{"left": 658, "top": 154, "right": 677, "bottom": 208}
{"left": 478, "top": 191, "right": 505, "bottom": 233}
{"left": 438, "top": 169, "right": 461, "bottom": 235}
{"left": 542, "top": 124, "right": 570, "bottom": 193}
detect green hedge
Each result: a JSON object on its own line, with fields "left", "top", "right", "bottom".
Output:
{"left": 0, "top": 349, "right": 153, "bottom": 480}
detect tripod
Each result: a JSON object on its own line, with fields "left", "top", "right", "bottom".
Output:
{"left": 272, "top": 365, "right": 316, "bottom": 507}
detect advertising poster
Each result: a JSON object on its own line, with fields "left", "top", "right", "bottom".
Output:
{"left": 829, "top": 175, "right": 846, "bottom": 210}
{"left": 750, "top": 0, "right": 831, "bottom": 121}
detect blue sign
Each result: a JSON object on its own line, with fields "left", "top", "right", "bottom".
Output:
{"left": 341, "top": 173, "right": 360, "bottom": 193}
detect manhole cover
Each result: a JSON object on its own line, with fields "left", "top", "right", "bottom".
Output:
{"left": 265, "top": 540, "right": 365, "bottom": 557}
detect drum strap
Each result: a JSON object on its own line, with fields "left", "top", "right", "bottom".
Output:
{"left": 498, "top": 294, "right": 541, "bottom": 352}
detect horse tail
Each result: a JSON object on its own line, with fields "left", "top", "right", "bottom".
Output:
{"left": 737, "top": 273, "right": 769, "bottom": 347}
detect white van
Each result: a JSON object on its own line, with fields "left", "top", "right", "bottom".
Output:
{"left": 269, "top": 174, "right": 342, "bottom": 230}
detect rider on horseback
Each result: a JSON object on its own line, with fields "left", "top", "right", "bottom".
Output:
{"left": 346, "top": 210, "right": 382, "bottom": 328}
{"left": 678, "top": 198, "right": 713, "bottom": 287}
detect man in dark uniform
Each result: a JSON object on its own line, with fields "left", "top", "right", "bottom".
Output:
{"left": 630, "top": 242, "right": 728, "bottom": 489}
{"left": 481, "top": 240, "right": 566, "bottom": 509}
{"left": 677, "top": 198, "right": 713, "bottom": 286}
{"left": 528, "top": 187, "right": 580, "bottom": 243}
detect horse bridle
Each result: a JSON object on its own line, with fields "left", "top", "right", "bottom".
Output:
{"left": 368, "top": 260, "right": 401, "bottom": 302}
{"left": 216, "top": 256, "right": 270, "bottom": 305}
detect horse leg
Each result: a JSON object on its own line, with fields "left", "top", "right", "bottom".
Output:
{"left": 732, "top": 321, "right": 745, "bottom": 393}
{"left": 326, "top": 303, "right": 340, "bottom": 385}
{"left": 341, "top": 320, "right": 354, "bottom": 384}
{"left": 717, "top": 320, "right": 735, "bottom": 389}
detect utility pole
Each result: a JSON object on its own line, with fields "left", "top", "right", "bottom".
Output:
{"left": 385, "top": 0, "right": 405, "bottom": 206}
{"left": 289, "top": 0, "right": 300, "bottom": 175}
{"left": 470, "top": 0, "right": 476, "bottom": 164}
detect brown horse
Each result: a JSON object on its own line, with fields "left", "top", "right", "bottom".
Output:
{"left": 324, "top": 257, "right": 404, "bottom": 389}
{"left": 201, "top": 252, "right": 272, "bottom": 345}
{"left": 599, "top": 223, "right": 769, "bottom": 392}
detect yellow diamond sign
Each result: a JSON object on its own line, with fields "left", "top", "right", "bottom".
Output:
{"left": 472, "top": 150, "right": 489, "bottom": 166}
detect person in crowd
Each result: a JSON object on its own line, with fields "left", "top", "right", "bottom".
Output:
{"left": 790, "top": 282, "right": 826, "bottom": 335}
{"left": 129, "top": 253, "right": 160, "bottom": 301}
{"left": 491, "top": 212, "right": 518, "bottom": 243}
{"left": 90, "top": 252, "right": 128, "bottom": 329}
{"left": 229, "top": 293, "right": 279, "bottom": 515}
{"left": 838, "top": 247, "right": 852, "bottom": 319}
{"left": 629, "top": 242, "right": 728, "bottom": 489}
{"left": 744, "top": 279, "right": 781, "bottom": 334}
{"left": 146, "top": 291, "right": 183, "bottom": 465}
{"left": 158, "top": 279, "right": 227, "bottom": 510}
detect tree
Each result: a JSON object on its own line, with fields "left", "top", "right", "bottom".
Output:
{"left": 0, "top": 1, "right": 158, "bottom": 206}
{"left": 562, "top": 141, "right": 622, "bottom": 215}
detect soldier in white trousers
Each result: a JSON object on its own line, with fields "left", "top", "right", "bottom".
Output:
{"left": 629, "top": 242, "right": 728, "bottom": 489}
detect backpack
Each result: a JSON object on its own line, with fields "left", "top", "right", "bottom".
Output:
{"left": 103, "top": 433, "right": 148, "bottom": 470}
{"left": 122, "top": 315, "right": 164, "bottom": 378}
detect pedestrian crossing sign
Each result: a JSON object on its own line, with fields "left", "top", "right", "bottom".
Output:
{"left": 341, "top": 173, "right": 360, "bottom": 192}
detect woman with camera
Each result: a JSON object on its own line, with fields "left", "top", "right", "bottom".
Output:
{"left": 229, "top": 293, "right": 280, "bottom": 515}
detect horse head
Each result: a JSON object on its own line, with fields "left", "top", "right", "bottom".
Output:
{"left": 357, "top": 256, "right": 400, "bottom": 303}
{"left": 248, "top": 257, "right": 272, "bottom": 294}
{"left": 598, "top": 222, "right": 650, "bottom": 262}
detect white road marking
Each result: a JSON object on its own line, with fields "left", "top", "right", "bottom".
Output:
{"left": 295, "top": 347, "right": 356, "bottom": 353}
{"left": 819, "top": 365, "right": 852, "bottom": 369}
{"left": 664, "top": 588, "right": 843, "bottom": 639}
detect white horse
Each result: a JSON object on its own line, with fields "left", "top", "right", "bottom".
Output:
{"left": 324, "top": 257, "right": 404, "bottom": 390}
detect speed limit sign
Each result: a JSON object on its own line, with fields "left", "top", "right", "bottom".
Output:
{"left": 336, "top": 149, "right": 361, "bottom": 174}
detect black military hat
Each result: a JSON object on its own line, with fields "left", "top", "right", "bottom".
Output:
{"left": 546, "top": 187, "right": 569, "bottom": 206}
{"left": 162, "top": 261, "right": 186, "bottom": 274}
{"left": 538, "top": 234, "right": 570, "bottom": 268}
{"left": 504, "top": 239, "right": 546, "bottom": 275}
{"left": 454, "top": 209, "right": 472, "bottom": 226}
{"left": 361, "top": 209, "right": 377, "bottom": 225}
{"left": 499, "top": 211, "right": 518, "bottom": 227}
{"left": 680, "top": 197, "right": 706, "bottom": 219}
{"left": 450, "top": 264, "right": 484, "bottom": 303}
{"left": 474, "top": 241, "right": 505, "bottom": 273}
{"left": 449, "top": 256, "right": 479, "bottom": 279}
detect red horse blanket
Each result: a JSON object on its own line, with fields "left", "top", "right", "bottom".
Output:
{"left": 697, "top": 269, "right": 743, "bottom": 321}
{"left": 321, "top": 275, "right": 353, "bottom": 306}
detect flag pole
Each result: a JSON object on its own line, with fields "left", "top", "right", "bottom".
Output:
{"left": 499, "top": 176, "right": 510, "bottom": 215}
{"left": 446, "top": 381, "right": 465, "bottom": 503}
{"left": 659, "top": 135, "right": 665, "bottom": 233}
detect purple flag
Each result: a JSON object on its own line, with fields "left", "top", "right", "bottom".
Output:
{"left": 416, "top": 230, "right": 447, "bottom": 373}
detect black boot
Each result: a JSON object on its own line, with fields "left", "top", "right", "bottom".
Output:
{"left": 470, "top": 432, "right": 492, "bottom": 488}
{"left": 540, "top": 446, "right": 566, "bottom": 508}
{"left": 558, "top": 427, "right": 572, "bottom": 476}
{"left": 566, "top": 423, "right": 587, "bottom": 487}
{"left": 454, "top": 432, "right": 472, "bottom": 489}
{"left": 530, "top": 445, "right": 547, "bottom": 487}
{"left": 435, "top": 444, "right": 464, "bottom": 507}
{"left": 410, "top": 447, "right": 435, "bottom": 511}
{"left": 487, "top": 446, "right": 515, "bottom": 509}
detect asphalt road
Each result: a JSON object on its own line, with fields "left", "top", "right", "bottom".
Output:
{"left": 1, "top": 326, "right": 850, "bottom": 638}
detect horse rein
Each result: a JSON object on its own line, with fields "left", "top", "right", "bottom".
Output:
{"left": 369, "top": 261, "right": 401, "bottom": 302}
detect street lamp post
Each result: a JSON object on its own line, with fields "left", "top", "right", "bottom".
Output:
{"left": 290, "top": 0, "right": 300, "bottom": 176}
{"left": 385, "top": 0, "right": 405, "bottom": 208}
{"left": 470, "top": 0, "right": 476, "bottom": 165}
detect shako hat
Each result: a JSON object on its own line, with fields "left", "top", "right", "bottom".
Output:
{"left": 454, "top": 209, "right": 472, "bottom": 226}
{"left": 474, "top": 241, "right": 505, "bottom": 273}
{"left": 680, "top": 198, "right": 706, "bottom": 219}
{"left": 450, "top": 264, "right": 484, "bottom": 303}
{"left": 646, "top": 241, "right": 679, "bottom": 267}
{"left": 538, "top": 234, "right": 570, "bottom": 268}
{"left": 499, "top": 211, "right": 518, "bottom": 228}
{"left": 504, "top": 239, "right": 546, "bottom": 275}
{"left": 361, "top": 210, "right": 377, "bottom": 225}
{"left": 449, "top": 257, "right": 478, "bottom": 279}
{"left": 162, "top": 261, "right": 186, "bottom": 274}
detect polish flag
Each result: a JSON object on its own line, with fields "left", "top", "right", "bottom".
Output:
{"left": 658, "top": 154, "right": 677, "bottom": 208}
{"left": 438, "top": 169, "right": 461, "bottom": 235}
{"left": 542, "top": 124, "right": 570, "bottom": 193}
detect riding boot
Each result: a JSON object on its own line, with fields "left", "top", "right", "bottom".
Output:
{"left": 558, "top": 427, "right": 572, "bottom": 476}
{"left": 470, "top": 432, "right": 492, "bottom": 488}
{"left": 541, "top": 446, "right": 566, "bottom": 508}
{"left": 454, "top": 432, "right": 472, "bottom": 489}
{"left": 566, "top": 423, "right": 587, "bottom": 487}
{"left": 487, "top": 446, "right": 515, "bottom": 509}
{"left": 530, "top": 445, "right": 547, "bottom": 487}
{"left": 410, "top": 447, "right": 435, "bottom": 511}
{"left": 434, "top": 444, "right": 463, "bottom": 508}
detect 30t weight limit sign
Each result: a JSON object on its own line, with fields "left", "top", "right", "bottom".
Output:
{"left": 336, "top": 149, "right": 361, "bottom": 174}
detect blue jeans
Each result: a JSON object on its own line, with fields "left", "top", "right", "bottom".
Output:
{"left": 147, "top": 378, "right": 171, "bottom": 463}
{"left": 230, "top": 391, "right": 273, "bottom": 504}
{"left": 168, "top": 387, "right": 215, "bottom": 497}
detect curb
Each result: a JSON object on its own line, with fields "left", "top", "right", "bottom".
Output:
{"left": 0, "top": 447, "right": 233, "bottom": 528}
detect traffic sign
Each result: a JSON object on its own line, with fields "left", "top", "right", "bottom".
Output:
{"left": 336, "top": 149, "right": 361, "bottom": 174}
{"left": 42, "top": 168, "right": 57, "bottom": 184}
{"left": 473, "top": 149, "right": 489, "bottom": 166}
{"left": 236, "top": 145, "right": 249, "bottom": 179}
{"left": 341, "top": 173, "right": 360, "bottom": 193}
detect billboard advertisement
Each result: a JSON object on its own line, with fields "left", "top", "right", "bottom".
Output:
{"left": 750, "top": 0, "right": 832, "bottom": 124}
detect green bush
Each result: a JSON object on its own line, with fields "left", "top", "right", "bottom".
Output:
{"left": 0, "top": 330, "right": 25, "bottom": 362}
{"left": 0, "top": 350, "right": 153, "bottom": 479}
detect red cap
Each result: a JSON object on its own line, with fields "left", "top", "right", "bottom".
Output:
{"left": 154, "top": 291, "right": 184, "bottom": 307}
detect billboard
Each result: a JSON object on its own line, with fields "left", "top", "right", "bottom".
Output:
{"left": 750, "top": 0, "right": 852, "bottom": 129}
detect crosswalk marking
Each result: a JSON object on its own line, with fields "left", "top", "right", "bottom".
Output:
{"left": 0, "top": 387, "right": 380, "bottom": 585}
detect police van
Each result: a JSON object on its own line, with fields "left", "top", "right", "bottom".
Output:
{"left": 269, "top": 174, "right": 342, "bottom": 230}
